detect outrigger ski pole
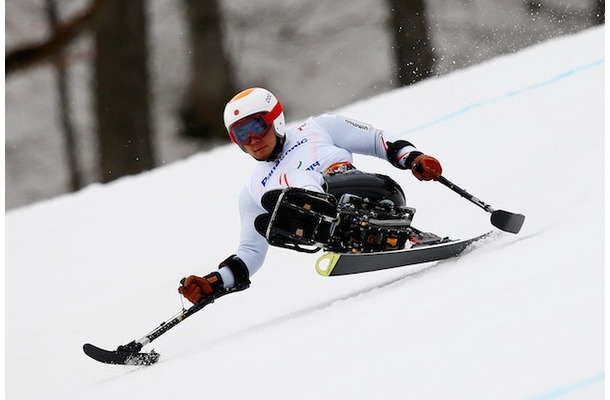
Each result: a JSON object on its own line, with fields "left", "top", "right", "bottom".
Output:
{"left": 83, "top": 280, "right": 235, "bottom": 366}
{"left": 438, "top": 176, "right": 525, "bottom": 234}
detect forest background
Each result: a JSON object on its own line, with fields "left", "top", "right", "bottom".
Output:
{"left": 5, "top": 0, "right": 604, "bottom": 210}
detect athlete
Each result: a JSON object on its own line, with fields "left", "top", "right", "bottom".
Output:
{"left": 179, "top": 87, "right": 442, "bottom": 304}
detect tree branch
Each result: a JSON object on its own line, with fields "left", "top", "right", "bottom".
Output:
{"left": 5, "top": 0, "right": 104, "bottom": 75}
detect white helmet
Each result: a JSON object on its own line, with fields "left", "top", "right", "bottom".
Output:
{"left": 223, "top": 87, "right": 286, "bottom": 143}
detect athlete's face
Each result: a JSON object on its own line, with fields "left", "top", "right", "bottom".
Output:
{"left": 242, "top": 129, "right": 277, "bottom": 161}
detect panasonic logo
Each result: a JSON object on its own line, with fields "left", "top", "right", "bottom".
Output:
{"left": 261, "top": 138, "right": 309, "bottom": 186}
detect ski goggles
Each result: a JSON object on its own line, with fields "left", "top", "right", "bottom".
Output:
{"left": 228, "top": 102, "right": 283, "bottom": 145}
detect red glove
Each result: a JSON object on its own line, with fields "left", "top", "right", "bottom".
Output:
{"left": 411, "top": 155, "right": 442, "bottom": 181}
{"left": 178, "top": 272, "right": 224, "bottom": 304}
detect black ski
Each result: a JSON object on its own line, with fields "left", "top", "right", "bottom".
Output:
{"left": 315, "top": 232, "right": 492, "bottom": 276}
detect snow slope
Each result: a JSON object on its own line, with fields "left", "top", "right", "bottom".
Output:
{"left": 5, "top": 27, "right": 605, "bottom": 399}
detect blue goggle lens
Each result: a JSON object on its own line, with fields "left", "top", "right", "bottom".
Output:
{"left": 230, "top": 117, "right": 269, "bottom": 144}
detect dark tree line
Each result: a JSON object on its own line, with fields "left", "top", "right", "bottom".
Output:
{"left": 6, "top": 0, "right": 235, "bottom": 187}
{"left": 5, "top": 0, "right": 603, "bottom": 191}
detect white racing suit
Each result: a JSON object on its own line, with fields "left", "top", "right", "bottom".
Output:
{"left": 218, "top": 113, "right": 420, "bottom": 288}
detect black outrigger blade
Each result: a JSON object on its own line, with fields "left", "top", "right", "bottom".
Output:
{"left": 439, "top": 176, "right": 525, "bottom": 234}
{"left": 491, "top": 209, "right": 526, "bottom": 234}
{"left": 83, "top": 342, "right": 160, "bottom": 366}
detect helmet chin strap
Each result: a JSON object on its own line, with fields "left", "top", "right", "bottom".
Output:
{"left": 266, "top": 135, "right": 285, "bottom": 162}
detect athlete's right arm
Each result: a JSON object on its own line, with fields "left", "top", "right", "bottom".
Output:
{"left": 218, "top": 186, "right": 269, "bottom": 289}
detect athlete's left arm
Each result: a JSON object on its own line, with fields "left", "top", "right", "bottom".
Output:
{"left": 312, "top": 113, "right": 423, "bottom": 168}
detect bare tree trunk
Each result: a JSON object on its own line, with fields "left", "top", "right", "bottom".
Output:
{"left": 593, "top": 0, "right": 604, "bottom": 24}
{"left": 45, "top": 0, "right": 83, "bottom": 192}
{"left": 180, "top": 0, "right": 236, "bottom": 140}
{"left": 94, "top": 0, "right": 155, "bottom": 183}
{"left": 387, "top": 0, "right": 435, "bottom": 86}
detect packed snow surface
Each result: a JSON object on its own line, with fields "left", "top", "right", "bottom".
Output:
{"left": 5, "top": 27, "right": 604, "bottom": 399}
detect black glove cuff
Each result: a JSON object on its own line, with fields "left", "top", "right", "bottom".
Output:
{"left": 404, "top": 151, "right": 424, "bottom": 170}
{"left": 203, "top": 271, "right": 225, "bottom": 293}
{"left": 386, "top": 140, "right": 422, "bottom": 170}
{"left": 219, "top": 255, "right": 251, "bottom": 291}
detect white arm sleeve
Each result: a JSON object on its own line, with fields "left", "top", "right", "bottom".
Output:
{"left": 219, "top": 186, "right": 269, "bottom": 289}
{"left": 235, "top": 186, "right": 269, "bottom": 278}
{"left": 312, "top": 114, "right": 418, "bottom": 166}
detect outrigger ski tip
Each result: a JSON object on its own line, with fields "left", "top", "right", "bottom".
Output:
{"left": 83, "top": 289, "right": 232, "bottom": 366}
{"left": 438, "top": 176, "right": 525, "bottom": 234}
{"left": 83, "top": 342, "right": 160, "bottom": 366}
{"left": 491, "top": 209, "right": 525, "bottom": 234}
